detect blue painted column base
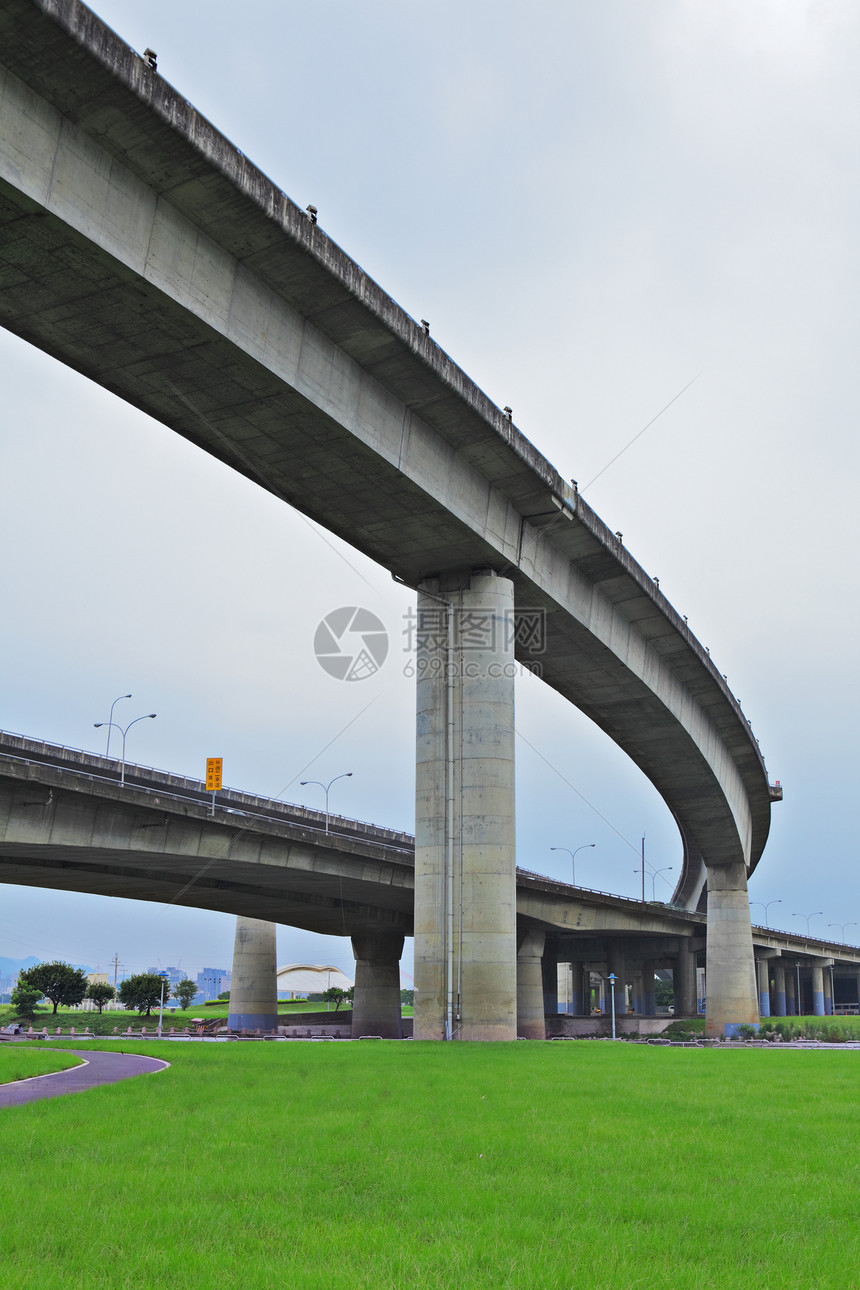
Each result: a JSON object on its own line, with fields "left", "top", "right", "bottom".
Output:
{"left": 724, "top": 1021, "right": 760, "bottom": 1038}
{"left": 227, "top": 1012, "right": 279, "bottom": 1032}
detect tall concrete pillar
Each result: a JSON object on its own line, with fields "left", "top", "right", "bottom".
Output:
{"left": 811, "top": 964, "right": 825, "bottom": 1016}
{"left": 414, "top": 571, "right": 517, "bottom": 1041}
{"left": 785, "top": 965, "right": 797, "bottom": 1015}
{"left": 642, "top": 961, "right": 657, "bottom": 1015}
{"left": 757, "top": 958, "right": 771, "bottom": 1018}
{"left": 227, "top": 916, "right": 278, "bottom": 1032}
{"left": 607, "top": 946, "right": 625, "bottom": 1021}
{"left": 517, "top": 928, "right": 547, "bottom": 1039}
{"left": 772, "top": 961, "right": 786, "bottom": 1017}
{"left": 351, "top": 932, "right": 404, "bottom": 1039}
{"left": 704, "top": 861, "right": 760, "bottom": 1037}
{"left": 541, "top": 948, "right": 558, "bottom": 1016}
{"left": 674, "top": 941, "right": 696, "bottom": 1016}
{"left": 823, "top": 969, "right": 833, "bottom": 1017}
{"left": 570, "top": 962, "right": 585, "bottom": 1016}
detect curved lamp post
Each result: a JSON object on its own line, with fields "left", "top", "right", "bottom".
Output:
{"left": 94, "top": 713, "right": 156, "bottom": 787}
{"left": 100, "top": 693, "right": 132, "bottom": 758}
{"left": 750, "top": 898, "right": 782, "bottom": 928}
{"left": 792, "top": 911, "right": 823, "bottom": 938}
{"left": 633, "top": 865, "right": 673, "bottom": 901}
{"left": 300, "top": 772, "right": 353, "bottom": 834}
{"left": 828, "top": 922, "right": 858, "bottom": 943}
{"left": 550, "top": 843, "right": 595, "bottom": 886}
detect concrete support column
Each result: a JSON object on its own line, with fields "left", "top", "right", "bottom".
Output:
{"left": 823, "top": 969, "right": 833, "bottom": 1017}
{"left": 642, "top": 961, "right": 657, "bottom": 1015}
{"left": 811, "top": 964, "right": 825, "bottom": 1016}
{"left": 517, "top": 928, "right": 547, "bottom": 1039}
{"left": 414, "top": 571, "right": 517, "bottom": 1041}
{"left": 772, "top": 961, "right": 786, "bottom": 1017}
{"left": 541, "top": 949, "right": 558, "bottom": 1017}
{"left": 570, "top": 962, "right": 585, "bottom": 1016}
{"left": 704, "top": 861, "right": 760, "bottom": 1037}
{"left": 350, "top": 932, "right": 404, "bottom": 1040}
{"left": 674, "top": 941, "right": 696, "bottom": 1017}
{"left": 607, "top": 945, "right": 625, "bottom": 1021}
{"left": 757, "top": 958, "right": 771, "bottom": 1018}
{"left": 785, "top": 966, "right": 797, "bottom": 1016}
{"left": 227, "top": 916, "right": 278, "bottom": 1032}
{"left": 631, "top": 970, "right": 643, "bottom": 1014}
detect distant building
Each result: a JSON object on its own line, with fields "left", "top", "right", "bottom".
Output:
{"left": 276, "top": 964, "right": 353, "bottom": 999}
{"left": 196, "top": 967, "right": 230, "bottom": 1000}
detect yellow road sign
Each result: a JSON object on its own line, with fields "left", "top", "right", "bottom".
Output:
{"left": 205, "top": 757, "right": 223, "bottom": 791}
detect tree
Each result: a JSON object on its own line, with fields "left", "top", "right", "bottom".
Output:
{"left": 118, "top": 972, "right": 170, "bottom": 1018}
{"left": 400, "top": 989, "right": 414, "bottom": 1007}
{"left": 86, "top": 981, "right": 116, "bottom": 1013}
{"left": 655, "top": 977, "right": 674, "bottom": 1008}
{"left": 19, "top": 961, "right": 88, "bottom": 1014}
{"left": 322, "top": 986, "right": 349, "bottom": 1012}
{"left": 217, "top": 990, "right": 231, "bottom": 1001}
{"left": 174, "top": 978, "right": 198, "bottom": 1011}
{"left": 10, "top": 975, "right": 43, "bottom": 1018}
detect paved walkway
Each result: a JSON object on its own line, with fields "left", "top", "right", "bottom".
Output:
{"left": 0, "top": 1047, "right": 169, "bottom": 1107}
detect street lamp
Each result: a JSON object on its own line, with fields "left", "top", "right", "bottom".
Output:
{"left": 792, "top": 911, "right": 823, "bottom": 938}
{"left": 300, "top": 772, "right": 353, "bottom": 833}
{"left": 828, "top": 922, "right": 858, "bottom": 943}
{"left": 750, "top": 898, "right": 782, "bottom": 928}
{"left": 607, "top": 972, "right": 617, "bottom": 1040}
{"left": 93, "top": 713, "right": 156, "bottom": 787}
{"left": 633, "top": 866, "right": 673, "bottom": 901}
{"left": 550, "top": 843, "right": 595, "bottom": 886}
{"left": 100, "top": 693, "right": 132, "bottom": 758}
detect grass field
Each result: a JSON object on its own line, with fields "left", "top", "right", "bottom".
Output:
{"left": 0, "top": 1045, "right": 80, "bottom": 1083}
{"left": 0, "top": 1040, "right": 857, "bottom": 1288}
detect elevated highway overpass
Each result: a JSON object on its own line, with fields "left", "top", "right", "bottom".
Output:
{"left": 0, "top": 0, "right": 783, "bottom": 1036}
{"left": 3, "top": 733, "right": 852, "bottom": 1038}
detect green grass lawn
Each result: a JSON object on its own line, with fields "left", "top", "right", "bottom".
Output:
{"left": 0, "top": 1040, "right": 857, "bottom": 1288}
{"left": 0, "top": 1046, "right": 81, "bottom": 1083}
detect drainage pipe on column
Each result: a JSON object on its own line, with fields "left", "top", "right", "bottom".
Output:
{"left": 445, "top": 596, "right": 456, "bottom": 1040}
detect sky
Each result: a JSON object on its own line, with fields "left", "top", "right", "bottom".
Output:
{"left": 1, "top": 0, "right": 858, "bottom": 980}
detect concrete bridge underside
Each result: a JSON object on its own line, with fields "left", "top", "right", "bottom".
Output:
{"left": 0, "top": 0, "right": 782, "bottom": 1036}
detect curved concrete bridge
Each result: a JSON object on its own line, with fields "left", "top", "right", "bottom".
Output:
{"left": 0, "top": 0, "right": 782, "bottom": 1036}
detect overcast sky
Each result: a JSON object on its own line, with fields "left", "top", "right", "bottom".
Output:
{"left": 1, "top": 1, "right": 858, "bottom": 981}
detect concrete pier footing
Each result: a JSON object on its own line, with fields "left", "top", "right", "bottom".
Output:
{"left": 350, "top": 932, "right": 404, "bottom": 1039}
{"left": 773, "top": 960, "right": 787, "bottom": 1016}
{"left": 674, "top": 940, "right": 697, "bottom": 1016}
{"left": 704, "top": 861, "right": 760, "bottom": 1036}
{"left": 227, "top": 915, "right": 278, "bottom": 1032}
{"left": 517, "top": 929, "right": 547, "bottom": 1039}
{"left": 758, "top": 958, "right": 772, "bottom": 1017}
{"left": 413, "top": 571, "right": 517, "bottom": 1041}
